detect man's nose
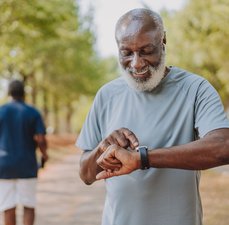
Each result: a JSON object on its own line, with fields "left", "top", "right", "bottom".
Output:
{"left": 130, "top": 52, "right": 145, "bottom": 70}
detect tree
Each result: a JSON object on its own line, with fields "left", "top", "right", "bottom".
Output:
{"left": 164, "top": 0, "right": 229, "bottom": 106}
{"left": 0, "top": 0, "right": 106, "bottom": 132}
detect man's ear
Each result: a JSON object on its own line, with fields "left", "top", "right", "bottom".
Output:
{"left": 163, "top": 31, "right": 166, "bottom": 44}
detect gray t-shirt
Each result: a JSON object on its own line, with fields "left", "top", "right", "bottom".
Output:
{"left": 77, "top": 66, "right": 229, "bottom": 225}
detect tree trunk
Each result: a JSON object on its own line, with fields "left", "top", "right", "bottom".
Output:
{"left": 53, "top": 95, "right": 59, "bottom": 134}
{"left": 28, "top": 73, "right": 37, "bottom": 106}
{"left": 66, "top": 102, "right": 73, "bottom": 133}
{"left": 42, "top": 86, "right": 48, "bottom": 124}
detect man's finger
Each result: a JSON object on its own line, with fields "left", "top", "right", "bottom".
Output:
{"left": 96, "top": 169, "right": 121, "bottom": 180}
{"left": 121, "top": 128, "right": 139, "bottom": 149}
{"left": 111, "top": 130, "right": 129, "bottom": 148}
{"left": 97, "top": 158, "right": 122, "bottom": 170}
{"left": 99, "top": 140, "right": 110, "bottom": 152}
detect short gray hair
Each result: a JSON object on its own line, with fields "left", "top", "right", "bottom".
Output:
{"left": 115, "top": 8, "right": 164, "bottom": 40}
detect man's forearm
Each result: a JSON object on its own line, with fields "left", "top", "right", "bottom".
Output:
{"left": 39, "top": 141, "right": 47, "bottom": 155}
{"left": 79, "top": 147, "right": 103, "bottom": 185}
{"left": 79, "top": 128, "right": 139, "bottom": 184}
{"left": 35, "top": 134, "right": 48, "bottom": 160}
{"left": 148, "top": 129, "right": 229, "bottom": 170}
{"left": 96, "top": 129, "right": 229, "bottom": 180}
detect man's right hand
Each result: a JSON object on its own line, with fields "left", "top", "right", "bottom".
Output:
{"left": 79, "top": 128, "right": 139, "bottom": 185}
{"left": 96, "top": 144, "right": 141, "bottom": 180}
{"left": 98, "top": 127, "right": 139, "bottom": 153}
{"left": 96, "top": 128, "right": 139, "bottom": 175}
{"left": 41, "top": 152, "right": 49, "bottom": 162}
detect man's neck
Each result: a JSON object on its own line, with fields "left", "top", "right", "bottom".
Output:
{"left": 11, "top": 96, "right": 24, "bottom": 102}
{"left": 163, "top": 66, "right": 170, "bottom": 78}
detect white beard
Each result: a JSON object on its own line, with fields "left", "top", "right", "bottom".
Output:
{"left": 121, "top": 51, "right": 166, "bottom": 92}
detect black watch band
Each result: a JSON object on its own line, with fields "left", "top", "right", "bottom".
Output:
{"left": 136, "top": 146, "right": 150, "bottom": 170}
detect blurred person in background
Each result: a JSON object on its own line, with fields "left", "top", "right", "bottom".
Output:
{"left": 0, "top": 80, "right": 48, "bottom": 225}
{"left": 77, "top": 8, "right": 229, "bottom": 225}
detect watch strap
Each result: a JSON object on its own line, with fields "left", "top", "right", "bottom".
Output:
{"left": 136, "top": 146, "right": 150, "bottom": 170}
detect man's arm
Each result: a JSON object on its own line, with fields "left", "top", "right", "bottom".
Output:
{"left": 96, "top": 128, "right": 229, "bottom": 179}
{"left": 79, "top": 147, "right": 108, "bottom": 185}
{"left": 34, "top": 134, "right": 48, "bottom": 162}
{"left": 79, "top": 128, "right": 139, "bottom": 185}
{"left": 148, "top": 128, "right": 229, "bottom": 169}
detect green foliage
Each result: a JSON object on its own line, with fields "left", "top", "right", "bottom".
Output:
{"left": 72, "top": 95, "right": 94, "bottom": 132}
{"left": 0, "top": 0, "right": 104, "bottom": 99}
{"left": 164, "top": 0, "right": 229, "bottom": 106}
{"left": 0, "top": 0, "right": 114, "bottom": 132}
{"left": 100, "top": 56, "right": 120, "bottom": 83}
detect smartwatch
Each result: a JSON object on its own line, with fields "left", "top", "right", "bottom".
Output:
{"left": 136, "top": 146, "right": 150, "bottom": 170}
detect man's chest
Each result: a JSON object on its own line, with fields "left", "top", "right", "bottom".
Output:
{"left": 100, "top": 93, "right": 195, "bottom": 147}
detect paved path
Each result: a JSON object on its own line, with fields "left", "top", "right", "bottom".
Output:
{"left": 0, "top": 149, "right": 106, "bottom": 225}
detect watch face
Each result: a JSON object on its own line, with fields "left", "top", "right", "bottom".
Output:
{"left": 136, "top": 146, "right": 148, "bottom": 152}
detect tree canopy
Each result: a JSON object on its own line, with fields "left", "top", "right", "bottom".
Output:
{"left": 164, "top": 0, "right": 229, "bottom": 106}
{"left": 0, "top": 0, "right": 228, "bottom": 133}
{"left": 0, "top": 0, "right": 109, "bottom": 132}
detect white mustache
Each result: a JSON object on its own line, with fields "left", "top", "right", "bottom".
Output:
{"left": 121, "top": 50, "right": 166, "bottom": 92}
{"left": 127, "top": 67, "right": 149, "bottom": 75}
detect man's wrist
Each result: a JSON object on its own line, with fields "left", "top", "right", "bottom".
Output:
{"left": 133, "top": 151, "right": 141, "bottom": 169}
{"left": 136, "top": 146, "right": 150, "bottom": 170}
{"left": 97, "top": 142, "right": 106, "bottom": 156}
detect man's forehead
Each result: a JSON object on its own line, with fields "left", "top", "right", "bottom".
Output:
{"left": 116, "top": 18, "right": 160, "bottom": 39}
{"left": 117, "top": 26, "right": 162, "bottom": 48}
{"left": 118, "top": 19, "right": 145, "bottom": 34}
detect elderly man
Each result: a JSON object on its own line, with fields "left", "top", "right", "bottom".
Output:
{"left": 0, "top": 80, "right": 48, "bottom": 225}
{"left": 77, "top": 8, "right": 229, "bottom": 225}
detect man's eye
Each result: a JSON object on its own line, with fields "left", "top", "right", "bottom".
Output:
{"left": 141, "top": 49, "right": 158, "bottom": 56}
{"left": 120, "top": 51, "right": 132, "bottom": 57}
{"left": 141, "top": 46, "right": 160, "bottom": 56}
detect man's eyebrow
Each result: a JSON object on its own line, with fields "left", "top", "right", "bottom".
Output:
{"left": 119, "top": 43, "right": 158, "bottom": 50}
{"left": 119, "top": 45, "right": 131, "bottom": 50}
{"left": 141, "top": 44, "right": 158, "bottom": 49}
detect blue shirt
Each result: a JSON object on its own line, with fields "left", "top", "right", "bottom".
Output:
{"left": 0, "top": 100, "right": 46, "bottom": 178}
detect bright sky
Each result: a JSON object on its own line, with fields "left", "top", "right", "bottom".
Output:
{"left": 79, "top": 0, "right": 187, "bottom": 57}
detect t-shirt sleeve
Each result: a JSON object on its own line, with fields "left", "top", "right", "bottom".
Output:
{"left": 35, "top": 112, "right": 46, "bottom": 135}
{"left": 194, "top": 80, "right": 229, "bottom": 137}
{"left": 76, "top": 92, "right": 102, "bottom": 151}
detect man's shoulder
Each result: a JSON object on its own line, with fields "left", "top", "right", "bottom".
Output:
{"left": 0, "top": 102, "right": 14, "bottom": 112}
{"left": 24, "top": 103, "right": 42, "bottom": 116}
{"left": 13, "top": 101, "right": 42, "bottom": 116}
{"left": 168, "top": 66, "right": 208, "bottom": 89}
{"left": 170, "top": 66, "right": 205, "bottom": 82}
{"left": 0, "top": 101, "right": 42, "bottom": 118}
